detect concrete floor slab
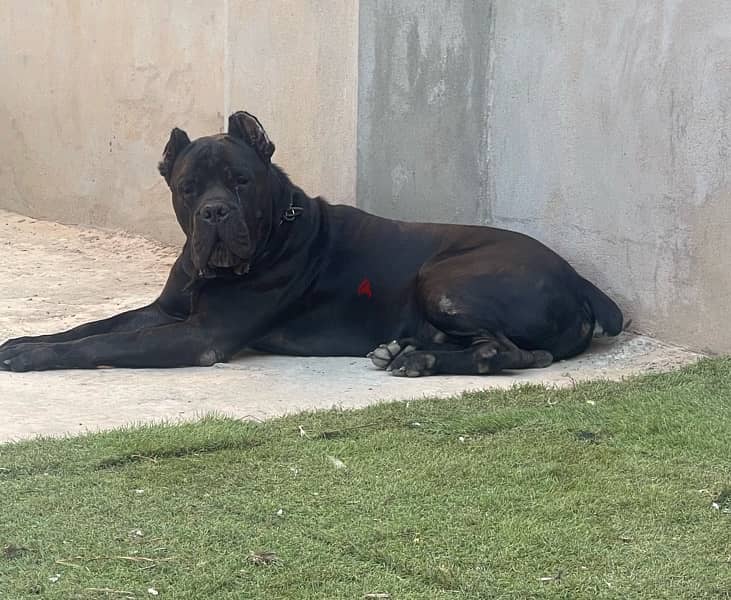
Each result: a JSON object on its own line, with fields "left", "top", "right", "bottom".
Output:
{"left": 0, "top": 210, "right": 704, "bottom": 442}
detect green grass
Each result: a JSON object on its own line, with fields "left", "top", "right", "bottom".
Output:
{"left": 1, "top": 359, "right": 730, "bottom": 599}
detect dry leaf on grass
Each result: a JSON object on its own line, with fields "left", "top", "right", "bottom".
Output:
{"left": 2, "top": 543, "right": 27, "bottom": 559}
{"left": 539, "top": 570, "right": 562, "bottom": 583}
{"left": 247, "top": 551, "right": 279, "bottom": 566}
{"left": 85, "top": 588, "right": 136, "bottom": 596}
{"left": 327, "top": 455, "right": 347, "bottom": 470}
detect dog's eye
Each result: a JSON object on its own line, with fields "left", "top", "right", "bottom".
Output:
{"left": 180, "top": 182, "right": 196, "bottom": 196}
{"left": 236, "top": 175, "right": 250, "bottom": 187}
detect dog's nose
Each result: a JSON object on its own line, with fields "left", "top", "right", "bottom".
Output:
{"left": 199, "top": 201, "right": 231, "bottom": 224}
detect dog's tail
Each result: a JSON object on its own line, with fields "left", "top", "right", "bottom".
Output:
{"left": 579, "top": 276, "right": 624, "bottom": 337}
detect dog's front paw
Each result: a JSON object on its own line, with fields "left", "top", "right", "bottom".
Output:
{"left": 0, "top": 343, "right": 59, "bottom": 372}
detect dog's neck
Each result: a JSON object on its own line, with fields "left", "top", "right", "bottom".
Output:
{"left": 254, "top": 165, "right": 328, "bottom": 269}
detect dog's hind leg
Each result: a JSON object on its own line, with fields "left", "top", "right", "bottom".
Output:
{"left": 367, "top": 321, "right": 466, "bottom": 371}
{"left": 367, "top": 334, "right": 462, "bottom": 371}
{"left": 384, "top": 335, "right": 552, "bottom": 377}
{"left": 368, "top": 331, "right": 552, "bottom": 377}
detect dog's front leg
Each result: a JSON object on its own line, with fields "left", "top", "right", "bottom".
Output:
{"left": 0, "top": 303, "right": 185, "bottom": 352}
{"left": 0, "top": 316, "right": 240, "bottom": 371}
{"left": 0, "top": 254, "right": 194, "bottom": 351}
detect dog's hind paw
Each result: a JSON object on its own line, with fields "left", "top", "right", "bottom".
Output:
{"left": 367, "top": 339, "right": 417, "bottom": 370}
{"left": 388, "top": 351, "right": 437, "bottom": 377}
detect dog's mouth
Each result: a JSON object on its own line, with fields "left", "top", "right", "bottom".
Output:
{"left": 192, "top": 219, "right": 252, "bottom": 278}
{"left": 206, "top": 242, "right": 250, "bottom": 276}
{"left": 209, "top": 242, "right": 239, "bottom": 268}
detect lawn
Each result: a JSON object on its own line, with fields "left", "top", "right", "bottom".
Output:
{"left": 1, "top": 359, "right": 729, "bottom": 599}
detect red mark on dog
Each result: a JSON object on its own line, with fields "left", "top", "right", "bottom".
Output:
{"left": 357, "top": 278, "right": 373, "bottom": 299}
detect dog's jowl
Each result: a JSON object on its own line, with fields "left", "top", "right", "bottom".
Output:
{"left": 0, "top": 111, "right": 624, "bottom": 375}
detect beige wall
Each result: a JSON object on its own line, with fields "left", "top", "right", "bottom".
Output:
{"left": 226, "top": 2, "right": 358, "bottom": 206}
{"left": 0, "top": 0, "right": 358, "bottom": 244}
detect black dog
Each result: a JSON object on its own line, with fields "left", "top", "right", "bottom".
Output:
{"left": 0, "top": 111, "right": 623, "bottom": 375}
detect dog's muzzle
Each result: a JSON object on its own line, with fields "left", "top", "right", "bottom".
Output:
{"left": 192, "top": 201, "right": 252, "bottom": 276}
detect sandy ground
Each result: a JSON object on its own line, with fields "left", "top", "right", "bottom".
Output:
{"left": 0, "top": 210, "right": 704, "bottom": 442}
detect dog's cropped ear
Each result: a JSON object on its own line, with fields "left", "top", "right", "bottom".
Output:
{"left": 158, "top": 127, "right": 191, "bottom": 185}
{"left": 228, "top": 111, "right": 275, "bottom": 163}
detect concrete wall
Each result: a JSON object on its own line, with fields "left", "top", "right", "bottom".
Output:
{"left": 358, "top": 0, "right": 494, "bottom": 224}
{"left": 0, "top": 0, "right": 225, "bottom": 244}
{"left": 358, "top": 1, "right": 731, "bottom": 353}
{"left": 227, "top": 2, "right": 358, "bottom": 209}
{"left": 488, "top": 0, "right": 731, "bottom": 353}
{"left": 0, "top": 0, "right": 358, "bottom": 245}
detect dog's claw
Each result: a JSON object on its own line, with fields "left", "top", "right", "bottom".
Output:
{"left": 390, "top": 366, "right": 407, "bottom": 377}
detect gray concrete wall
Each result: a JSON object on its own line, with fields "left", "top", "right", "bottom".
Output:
{"left": 358, "top": 0, "right": 494, "bottom": 224}
{"left": 358, "top": 0, "right": 731, "bottom": 354}
{"left": 488, "top": 0, "right": 731, "bottom": 353}
{"left": 0, "top": 0, "right": 358, "bottom": 244}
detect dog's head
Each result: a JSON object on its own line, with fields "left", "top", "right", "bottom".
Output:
{"left": 158, "top": 111, "right": 277, "bottom": 278}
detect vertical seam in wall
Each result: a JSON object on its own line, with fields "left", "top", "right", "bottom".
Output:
{"left": 482, "top": 1, "right": 498, "bottom": 225}
{"left": 355, "top": 0, "right": 363, "bottom": 209}
{"left": 353, "top": 1, "right": 360, "bottom": 207}
{"left": 222, "top": 0, "right": 230, "bottom": 130}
